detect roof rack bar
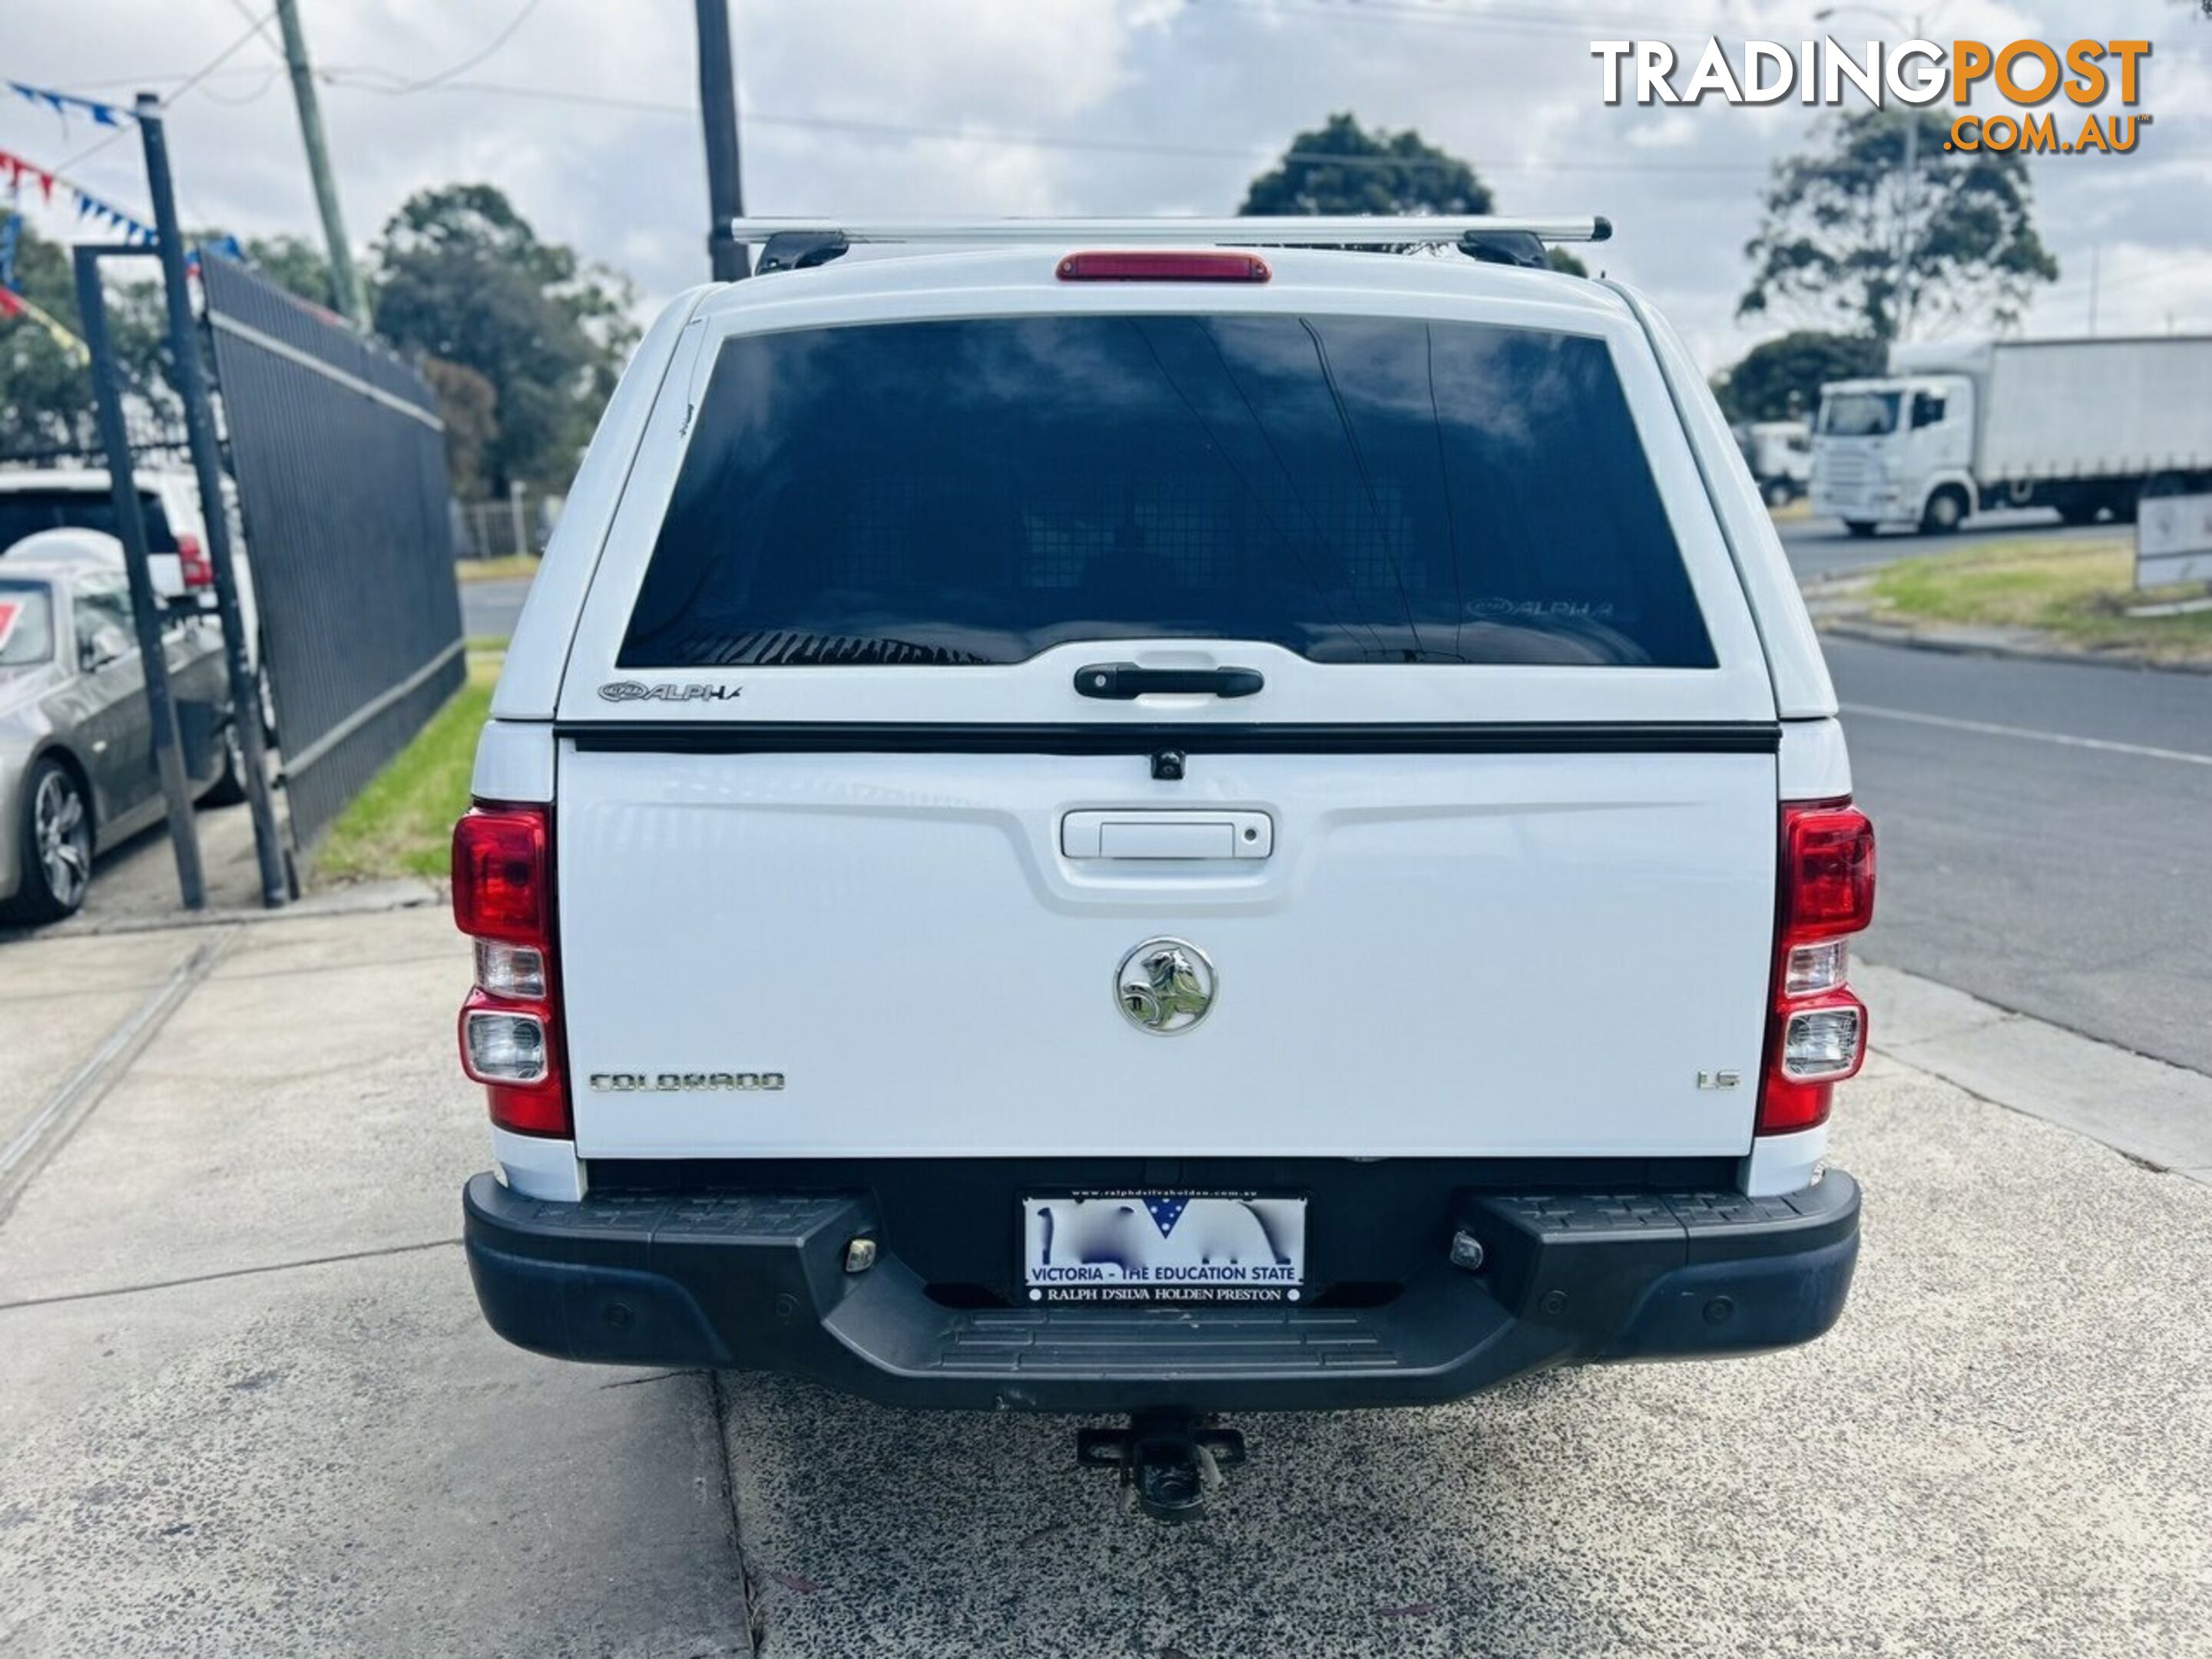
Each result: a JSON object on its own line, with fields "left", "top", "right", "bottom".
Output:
{"left": 727, "top": 215, "right": 1612, "bottom": 247}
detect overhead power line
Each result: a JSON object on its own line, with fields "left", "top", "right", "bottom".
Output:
{"left": 336, "top": 0, "right": 551, "bottom": 95}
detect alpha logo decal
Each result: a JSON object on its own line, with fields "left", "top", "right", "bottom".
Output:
{"left": 597, "top": 680, "right": 743, "bottom": 703}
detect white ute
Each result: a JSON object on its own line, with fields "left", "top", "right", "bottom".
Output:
{"left": 456, "top": 218, "right": 1873, "bottom": 1520}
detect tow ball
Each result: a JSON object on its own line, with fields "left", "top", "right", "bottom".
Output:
{"left": 1078, "top": 1410, "right": 1247, "bottom": 1522}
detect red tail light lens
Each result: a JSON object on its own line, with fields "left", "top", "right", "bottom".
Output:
{"left": 453, "top": 808, "right": 549, "bottom": 942}
{"left": 1056, "top": 250, "right": 1271, "bottom": 283}
{"left": 453, "top": 802, "right": 568, "bottom": 1137}
{"left": 176, "top": 533, "right": 214, "bottom": 589}
{"left": 1759, "top": 799, "right": 1875, "bottom": 1135}
{"left": 1783, "top": 805, "right": 1876, "bottom": 934}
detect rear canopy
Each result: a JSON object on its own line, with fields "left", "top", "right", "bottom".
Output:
{"left": 545, "top": 251, "right": 1780, "bottom": 727}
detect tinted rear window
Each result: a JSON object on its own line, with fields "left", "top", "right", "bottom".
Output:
{"left": 0, "top": 488, "right": 177, "bottom": 554}
{"left": 622, "top": 315, "right": 1714, "bottom": 669}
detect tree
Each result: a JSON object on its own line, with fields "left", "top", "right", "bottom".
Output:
{"left": 369, "top": 184, "right": 637, "bottom": 495}
{"left": 419, "top": 356, "right": 497, "bottom": 498}
{"left": 0, "top": 218, "right": 177, "bottom": 462}
{"left": 1740, "top": 108, "right": 2058, "bottom": 343}
{"left": 1240, "top": 113, "right": 1492, "bottom": 217}
{"left": 1714, "top": 331, "right": 1886, "bottom": 424}
{"left": 243, "top": 234, "right": 339, "bottom": 313}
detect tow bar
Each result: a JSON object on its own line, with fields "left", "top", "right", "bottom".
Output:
{"left": 1078, "top": 1410, "right": 1247, "bottom": 1522}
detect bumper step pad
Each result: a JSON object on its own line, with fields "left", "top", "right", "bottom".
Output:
{"left": 463, "top": 1171, "right": 1859, "bottom": 1410}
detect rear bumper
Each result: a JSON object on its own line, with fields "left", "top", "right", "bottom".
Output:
{"left": 462, "top": 1168, "right": 1860, "bottom": 1412}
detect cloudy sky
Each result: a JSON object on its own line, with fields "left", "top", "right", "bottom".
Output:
{"left": 7, "top": 0, "right": 2209, "bottom": 372}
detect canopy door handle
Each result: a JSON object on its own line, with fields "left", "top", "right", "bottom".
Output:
{"left": 1074, "top": 663, "right": 1264, "bottom": 700}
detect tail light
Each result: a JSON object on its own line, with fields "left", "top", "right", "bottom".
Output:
{"left": 1758, "top": 800, "right": 1875, "bottom": 1134}
{"left": 1056, "top": 250, "right": 1270, "bottom": 283}
{"left": 453, "top": 803, "right": 569, "bottom": 1136}
{"left": 176, "top": 533, "right": 214, "bottom": 589}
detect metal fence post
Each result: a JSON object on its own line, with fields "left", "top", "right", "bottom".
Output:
{"left": 136, "top": 93, "right": 288, "bottom": 908}
{"left": 72, "top": 245, "right": 206, "bottom": 911}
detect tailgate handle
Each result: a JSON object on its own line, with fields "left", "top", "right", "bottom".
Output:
{"left": 1061, "top": 810, "right": 1273, "bottom": 861}
{"left": 1074, "top": 663, "right": 1263, "bottom": 700}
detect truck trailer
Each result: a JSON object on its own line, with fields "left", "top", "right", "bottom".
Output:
{"left": 1810, "top": 334, "right": 2212, "bottom": 536}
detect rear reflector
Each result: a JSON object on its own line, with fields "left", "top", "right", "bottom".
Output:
{"left": 1056, "top": 250, "right": 1270, "bottom": 283}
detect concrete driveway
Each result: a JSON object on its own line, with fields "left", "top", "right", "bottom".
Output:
{"left": 2, "top": 906, "right": 2207, "bottom": 1656}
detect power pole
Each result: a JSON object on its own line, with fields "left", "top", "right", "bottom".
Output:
{"left": 694, "top": 0, "right": 748, "bottom": 280}
{"left": 272, "top": 0, "right": 370, "bottom": 328}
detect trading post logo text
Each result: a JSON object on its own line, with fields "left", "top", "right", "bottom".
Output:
{"left": 1593, "top": 38, "right": 2153, "bottom": 154}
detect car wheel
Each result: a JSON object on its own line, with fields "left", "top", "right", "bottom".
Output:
{"left": 255, "top": 657, "right": 280, "bottom": 746}
{"left": 1763, "top": 479, "right": 1794, "bottom": 509}
{"left": 203, "top": 719, "right": 250, "bottom": 807}
{"left": 2, "top": 759, "right": 94, "bottom": 924}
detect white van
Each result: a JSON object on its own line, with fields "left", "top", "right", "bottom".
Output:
{"left": 452, "top": 220, "right": 1874, "bottom": 1518}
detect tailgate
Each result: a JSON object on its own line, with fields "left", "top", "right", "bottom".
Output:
{"left": 545, "top": 281, "right": 1786, "bottom": 1161}
{"left": 558, "top": 740, "right": 1777, "bottom": 1158}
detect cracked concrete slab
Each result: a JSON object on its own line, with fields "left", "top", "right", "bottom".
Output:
{"left": 0, "top": 909, "right": 476, "bottom": 1303}
{"left": 0, "top": 1250, "right": 751, "bottom": 1657}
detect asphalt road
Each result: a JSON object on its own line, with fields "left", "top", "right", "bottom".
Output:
{"left": 1833, "top": 637, "right": 2212, "bottom": 1078}
{"left": 1777, "top": 506, "right": 2124, "bottom": 579}
{"left": 460, "top": 575, "right": 531, "bottom": 641}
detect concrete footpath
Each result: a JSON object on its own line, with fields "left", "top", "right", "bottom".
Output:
{"left": 2, "top": 904, "right": 2207, "bottom": 1657}
{"left": 0, "top": 909, "right": 749, "bottom": 1657}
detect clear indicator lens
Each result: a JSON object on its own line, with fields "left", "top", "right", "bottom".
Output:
{"left": 475, "top": 940, "right": 547, "bottom": 999}
{"left": 1782, "top": 1005, "right": 1863, "bottom": 1081}
{"left": 464, "top": 1009, "right": 548, "bottom": 1083}
{"left": 1785, "top": 939, "right": 1849, "bottom": 996}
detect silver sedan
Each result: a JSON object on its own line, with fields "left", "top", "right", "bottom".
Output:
{"left": 0, "top": 547, "right": 235, "bottom": 925}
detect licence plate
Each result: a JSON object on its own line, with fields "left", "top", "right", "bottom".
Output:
{"left": 1022, "top": 1194, "right": 1306, "bottom": 1304}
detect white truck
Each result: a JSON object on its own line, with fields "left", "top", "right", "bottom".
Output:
{"left": 454, "top": 218, "right": 1874, "bottom": 1520}
{"left": 1810, "top": 334, "right": 2212, "bottom": 537}
{"left": 1735, "top": 419, "right": 1813, "bottom": 508}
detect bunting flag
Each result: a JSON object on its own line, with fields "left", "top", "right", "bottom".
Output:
{"left": 0, "top": 144, "right": 151, "bottom": 241}
{"left": 184, "top": 234, "right": 245, "bottom": 277}
{"left": 68, "top": 184, "right": 154, "bottom": 244}
{"left": 0, "top": 283, "right": 91, "bottom": 362}
{"left": 0, "top": 147, "right": 57, "bottom": 203}
{"left": 0, "top": 209, "right": 18, "bottom": 288}
{"left": 7, "top": 80, "right": 128, "bottom": 129}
